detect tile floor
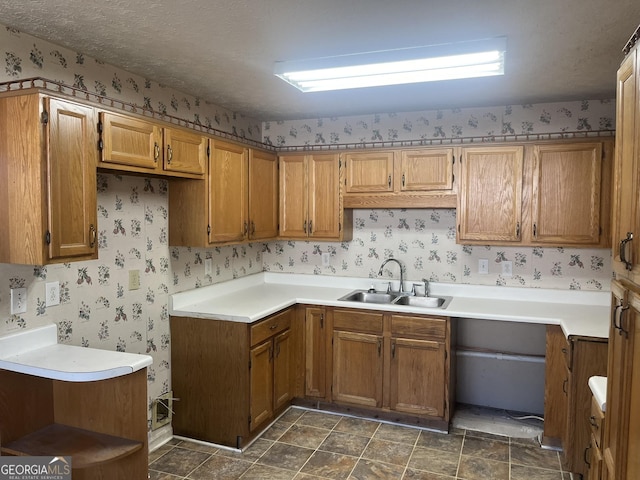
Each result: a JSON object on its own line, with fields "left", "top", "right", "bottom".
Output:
{"left": 149, "top": 407, "right": 570, "bottom": 480}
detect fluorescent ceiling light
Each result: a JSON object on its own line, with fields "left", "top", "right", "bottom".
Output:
{"left": 274, "top": 37, "right": 506, "bottom": 92}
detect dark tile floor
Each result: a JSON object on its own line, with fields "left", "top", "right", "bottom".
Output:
{"left": 149, "top": 407, "right": 570, "bottom": 479}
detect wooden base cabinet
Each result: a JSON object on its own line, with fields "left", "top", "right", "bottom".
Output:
{"left": 304, "top": 307, "right": 328, "bottom": 399}
{"left": 170, "top": 308, "right": 297, "bottom": 448}
{"left": 542, "top": 325, "right": 608, "bottom": 476}
{"left": 330, "top": 308, "right": 453, "bottom": 429}
{"left": 0, "top": 369, "right": 148, "bottom": 479}
{"left": 0, "top": 92, "right": 98, "bottom": 265}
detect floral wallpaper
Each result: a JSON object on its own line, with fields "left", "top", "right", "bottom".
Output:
{"left": 0, "top": 174, "right": 259, "bottom": 430}
{"left": 263, "top": 100, "right": 615, "bottom": 148}
{"left": 262, "top": 209, "right": 612, "bottom": 291}
{"left": 1, "top": 24, "right": 262, "bottom": 141}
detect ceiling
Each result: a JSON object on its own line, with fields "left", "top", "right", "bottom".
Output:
{"left": 1, "top": 0, "right": 639, "bottom": 121}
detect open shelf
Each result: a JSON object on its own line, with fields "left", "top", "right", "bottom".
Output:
{"left": 1, "top": 423, "right": 143, "bottom": 469}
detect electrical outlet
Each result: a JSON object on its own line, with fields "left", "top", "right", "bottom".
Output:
{"left": 478, "top": 259, "right": 489, "bottom": 275}
{"left": 45, "top": 281, "right": 60, "bottom": 307}
{"left": 502, "top": 261, "right": 513, "bottom": 277}
{"left": 10, "top": 288, "right": 27, "bottom": 314}
{"left": 204, "top": 258, "right": 213, "bottom": 276}
{"left": 321, "top": 252, "right": 331, "bottom": 267}
{"left": 128, "top": 269, "right": 141, "bottom": 290}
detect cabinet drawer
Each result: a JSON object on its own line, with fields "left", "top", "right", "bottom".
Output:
{"left": 333, "top": 309, "right": 383, "bottom": 334}
{"left": 590, "top": 395, "right": 605, "bottom": 449}
{"left": 391, "top": 315, "right": 447, "bottom": 340}
{"left": 251, "top": 310, "right": 291, "bottom": 346}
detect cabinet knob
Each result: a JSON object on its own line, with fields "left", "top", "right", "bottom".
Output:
{"left": 388, "top": 175, "right": 392, "bottom": 188}
{"left": 589, "top": 415, "right": 598, "bottom": 428}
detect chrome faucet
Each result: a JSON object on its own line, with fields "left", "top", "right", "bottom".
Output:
{"left": 378, "top": 258, "right": 405, "bottom": 294}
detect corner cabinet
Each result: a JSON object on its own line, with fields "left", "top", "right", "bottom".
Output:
{"left": 457, "top": 140, "right": 613, "bottom": 248}
{"left": 0, "top": 92, "right": 98, "bottom": 265}
{"left": 343, "top": 148, "right": 457, "bottom": 209}
{"left": 169, "top": 143, "right": 279, "bottom": 246}
{"left": 98, "top": 111, "right": 207, "bottom": 178}
{"left": 170, "top": 308, "right": 298, "bottom": 449}
{"left": 279, "top": 153, "right": 352, "bottom": 241}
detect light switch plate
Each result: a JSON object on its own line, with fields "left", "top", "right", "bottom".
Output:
{"left": 45, "top": 281, "right": 60, "bottom": 307}
{"left": 478, "top": 259, "right": 489, "bottom": 275}
{"left": 128, "top": 269, "right": 141, "bottom": 290}
{"left": 321, "top": 252, "right": 331, "bottom": 267}
{"left": 502, "top": 261, "right": 513, "bottom": 277}
{"left": 10, "top": 288, "right": 27, "bottom": 314}
{"left": 204, "top": 258, "right": 213, "bottom": 276}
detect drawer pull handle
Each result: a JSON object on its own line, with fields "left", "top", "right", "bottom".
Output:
{"left": 269, "top": 324, "right": 278, "bottom": 330}
{"left": 562, "top": 379, "right": 568, "bottom": 395}
{"left": 589, "top": 415, "right": 598, "bottom": 428}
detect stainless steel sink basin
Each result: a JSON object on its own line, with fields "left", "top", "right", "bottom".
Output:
{"left": 392, "top": 295, "right": 452, "bottom": 309}
{"left": 338, "top": 290, "right": 451, "bottom": 309}
{"left": 338, "top": 291, "right": 398, "bottom": 304}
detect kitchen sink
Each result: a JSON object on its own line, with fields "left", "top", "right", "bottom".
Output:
{"left": 337, "top": 290, "right": 451, "bottom": 310}
{"left": 338, "top": 291, "right": 399, "bottom": 304}
{"left": 393, "top": 295, "right": 452, "bottom": 309}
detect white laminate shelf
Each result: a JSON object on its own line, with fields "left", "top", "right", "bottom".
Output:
{"left": 0, "top": 324, "right": 152, "bottom": 382}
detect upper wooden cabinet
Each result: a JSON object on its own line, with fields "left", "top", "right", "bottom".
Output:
{"left": 279, "top": 153, "right": 351, "bottom": 241}
{"left": 458, "top": 145, "right": 524, "bottom": 243}
{"left": 169, "top": 142, "right": 278, "bottom": 247}
{"left": 343, "top": 148, "right": 457, "bottom": 208}
{"left": 612, "top": 46, "right": 640, "bottom": 281}
{"left": 531, "top": 143, "right": 603, "bottom": 245}
{"left": 457, "top": 140, "right": 613, "bottom": 248}
{"left": 98, "top": 111, "right": 206, "bottom": 178}
{"left": 0, "top": 93, "right": 98, "bottom": 265}
{"left": 209, "top": 140, "right": 249, "bottom": 244}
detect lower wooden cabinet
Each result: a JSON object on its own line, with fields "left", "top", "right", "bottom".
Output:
{"left": 542, "top": 325, "right": 608, "bottom": 476}
{"left": 330, "top": 308, "right": 453, "bottom": 428}
{"left": 304, "top": 306, "right": 328, "bottom": 399}
{"left": 170, "top": 307, "right": 296, "bottom": 448}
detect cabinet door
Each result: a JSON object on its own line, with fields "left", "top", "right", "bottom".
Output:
{"left": 279, "top": 154, "right": 308, "bottom": 238}
{"left": 47, "top": 98, "right": 98, "bottom": 261}
{"left": 532, "top": 143, "right": 603, "bottom": 245}
{"left": 389, "top": 337, "right": 445, "bottom": 417}
{"left": 587, "top": 435, "right": 603, "bottom": 480}
{"left": 163, "top": 128, "right": 207, "bottom": 176}
{"left": 612, "top": 50, "right": 640, "bottom": 276}
{"left": 542, "top": 325, "right": 569, "bottom": 449}
{"left": 344, "top": 151, "right": 394, "bottom": 193}
{"left": 99, "top": 112, "right": 162, "bottom": 169}
{"left": 249, "top": 340, "right": 273, "bottom": 431}
{"left": 399, "top": 149, "right": 454, "bottom": 192}
{"left": 248, "top": 150, "right": 279, "bottom": 240}
{"left": 604, "top": 282, "right": 640, "bottom": 480}
{"left": 458, "top": 146, "right": 524, "bottom": 242}
{"left": 273, "top": 329, "right": 292, "bottom": 410}
{"left": 308, "top": 153, "right": 341, "bottom": 239}
{"left": 305, "top": 307, "right": 326, "bottom": 398}
{"left": 332, "top": 330, "right": 383, "bottom": 407}
{"left": 209, "top": 141, "right": 248, "bottom": 243}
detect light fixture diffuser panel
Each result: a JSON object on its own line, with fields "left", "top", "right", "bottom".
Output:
{"left": 275, "top": 37, "right": 506, "bottom": 92}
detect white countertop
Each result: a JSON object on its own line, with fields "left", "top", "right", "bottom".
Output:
{"left": 170, "top": 272, "right": 611, "bottom": 339}
{"left": 589, "top": 376, "right": 607, "bottom": 412}
{"left": 0, "top": 324, "right": 153, "bottom": 382}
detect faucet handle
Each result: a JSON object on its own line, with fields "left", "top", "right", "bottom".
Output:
{"left": 411, "top": 283, "right": 421, "bottom": 296}
{"left": 422, "top": 278, "right": 430, "bottom": 297}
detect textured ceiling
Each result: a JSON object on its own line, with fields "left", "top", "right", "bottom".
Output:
{"left": 1, "top": 0, "right": 639, "bottom": 121}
